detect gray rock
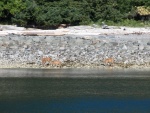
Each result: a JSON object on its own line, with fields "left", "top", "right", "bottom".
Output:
{"left": 0, "top": 46, "right": 7, "bottom": 51}
{"left": 32, "top": 37, "right": 40, "bottom": 42}
{"left": 138, "top": 44, "right": 144, "bottom": 50}
{"left": 0, "top": 40, "right": 3, "bottom": 45}
{"left": 75, "top": 38, "right": 83, "bottom": 44}
{"left": 26, "top": 39, "right": 33, "bottom": 45}
{"left": 45, "top": 37, "right": 53, "bottom": 43}
{"left": 147, "top": 42, "right": 150, "bottom": 46}
{"left": 11, "top": 36, "right": 20, "bottom": 41}
{"left": 8, "top": 41, "right": 15, "bottom": 47}
{"left": 102, "top": 22, "right": 109, "bottom": 29}
{"left": 2, "top": 36, "right": 10, "bottom": 41}
{"left": 23, "top": 45, "right": 29, "bottom": 49}
{"left": 145, "top": 46, "right": 150, "bottom": 50}
{"left": 108, "top": 35, "right": 115, "bottom": 38}
{"left": 110, "top": 42, "right": 118, "bottom": 46}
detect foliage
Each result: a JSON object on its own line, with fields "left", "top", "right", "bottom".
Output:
{"left": 136, "top": 6, "right": 150, "bottom": 16}
{"left": 0, "top": 0, "right": 150, "bottom": 28}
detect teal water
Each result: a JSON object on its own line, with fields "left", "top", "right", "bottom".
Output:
{"left": 0, "top": 69, "right": 150, "bottom": 113}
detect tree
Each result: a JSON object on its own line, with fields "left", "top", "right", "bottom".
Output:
{"left": 12, "top": 0, "right": 38, "bottom": 26}
{"left": 0, "top": 0, "right": 149, "bottom": 27}
{"left": 0, "top": 0, "right": 26, "bottom": 23}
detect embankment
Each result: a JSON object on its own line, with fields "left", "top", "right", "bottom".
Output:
{"left": 0, "top": 32, "right": 150, "bottom": 70}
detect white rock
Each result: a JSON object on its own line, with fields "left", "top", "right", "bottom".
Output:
{"left": 38, "top": 50, "right": 43, "bottom": 55}
{"left": 82, "top": 36, "right": 93, "bottom": 40}
{"left": 122, "top": 44, "right": 127, "bottom": 50}
{"left": 59, "top": 47, "right": 66, "bottom": 51}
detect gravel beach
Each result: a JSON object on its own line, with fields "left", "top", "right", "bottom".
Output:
{"left": 0, "top": 25, "right": 150, "bottom": 70}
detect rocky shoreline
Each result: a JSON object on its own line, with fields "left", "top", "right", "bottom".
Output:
{"left": 0, "top": 29, "right": 150, "bottom": 70}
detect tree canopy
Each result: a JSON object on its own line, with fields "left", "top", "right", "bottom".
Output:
{"left": 0, "top": 0, "right": 149, "bottom": 28}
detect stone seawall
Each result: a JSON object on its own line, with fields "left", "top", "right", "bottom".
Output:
{"left": 0, "top": 34, "right": 150, "bottom": 69}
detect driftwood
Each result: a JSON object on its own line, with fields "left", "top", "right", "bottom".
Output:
{"left": 22, "top": 30, "right": 67, "bottom": 36}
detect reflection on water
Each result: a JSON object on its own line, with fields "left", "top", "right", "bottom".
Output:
{"left": 0, "top": 68, "right": 150, "bottom": 78}
{"left": 0, "top": 69, "right": 150, "bottom": 112}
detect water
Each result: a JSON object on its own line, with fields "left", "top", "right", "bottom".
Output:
{"left": 0, "top": 69, "right": 150, "bottom": 113}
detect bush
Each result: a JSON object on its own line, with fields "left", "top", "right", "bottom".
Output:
{"left": 0, "top": 0, "right": 150, "bottom": 27}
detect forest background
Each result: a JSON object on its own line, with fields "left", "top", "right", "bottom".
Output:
{"left": 0, "top": 0, "right": 150, "bottom": 29}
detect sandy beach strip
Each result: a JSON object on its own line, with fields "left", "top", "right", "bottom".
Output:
{"left": 0, "top": 25, "right": 150, "bottom": 36}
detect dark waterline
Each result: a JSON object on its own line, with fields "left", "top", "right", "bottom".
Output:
{"left": 0, "top": 69, "right": 150, "bottom": 113}
{"left": 0, "top": 68, "right": 150, "bottom": 78}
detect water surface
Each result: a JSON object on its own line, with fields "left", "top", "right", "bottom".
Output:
{"left": 0, "top": 69, "right": 150, "bottom": 113}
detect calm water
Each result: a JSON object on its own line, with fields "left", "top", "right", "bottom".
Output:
{"left": 0, "top": 69, "right": 150, "bottom": 113}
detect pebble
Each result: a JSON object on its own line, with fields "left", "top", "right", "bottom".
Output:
{"left": 0, "top": 34, "right": 149, "bottom": 68}
{"left": 147, "top": 42, "right": 150, "bottom": 46}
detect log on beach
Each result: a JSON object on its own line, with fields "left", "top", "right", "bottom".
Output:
{"left": 22, "top": 30, "right": 67, "bottom": 36}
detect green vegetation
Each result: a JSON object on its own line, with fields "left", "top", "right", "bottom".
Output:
{"left": 0, "top": 0, "right": 150, "bottom": 28}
